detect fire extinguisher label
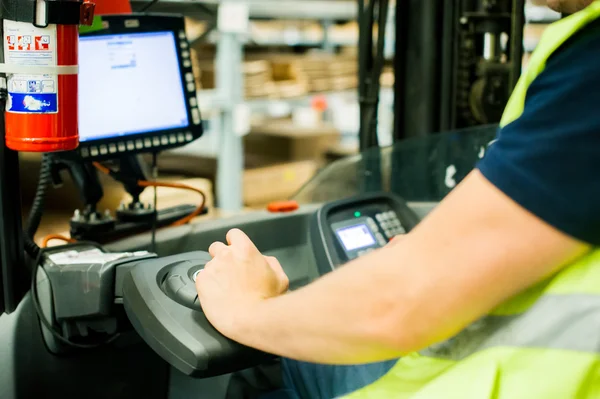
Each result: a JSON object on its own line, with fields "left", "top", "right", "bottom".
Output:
{"left": 3, "top": 20, "right": 58, "bottom": 114}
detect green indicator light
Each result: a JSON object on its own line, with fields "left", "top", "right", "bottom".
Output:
{"left": 354, "top": 211, "right": 361, "bottom": 218}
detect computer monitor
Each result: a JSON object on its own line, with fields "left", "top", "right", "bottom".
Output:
{"left": 77, "top": 14, "right": 203, "bottom": 160}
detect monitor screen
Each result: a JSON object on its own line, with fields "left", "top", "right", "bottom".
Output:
{"left": 336, "top": 224, "right": 376, "bottom": 251}
{"left": 78, "top": 31, "right": 189, "bottom": 143}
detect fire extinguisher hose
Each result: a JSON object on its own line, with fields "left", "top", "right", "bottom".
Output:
{"left": 26, "top": 154, "right": 53, "bottom": 239}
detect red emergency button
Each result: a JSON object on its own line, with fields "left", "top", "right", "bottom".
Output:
{"left": 267, "top": 200, "right": 300, "bottom": 213}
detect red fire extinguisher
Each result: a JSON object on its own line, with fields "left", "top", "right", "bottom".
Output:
{"left": 2, "top": 1, "right": 95, "bottom": 153}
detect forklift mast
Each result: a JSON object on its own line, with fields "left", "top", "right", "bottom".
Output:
{"left": 356, "top": 0, "right": 525, "bottom": 195}
{"left": 393, "top": 0, "right": 525, "bottom": 140}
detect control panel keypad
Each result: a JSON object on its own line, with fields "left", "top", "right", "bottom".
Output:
{"left": 374, "top": 232, "right": 387, "bottom": 246}
{"left": 366, "top": 217, "right": 379, "bottom": 231}
{"left": 375, "top": 211, "right": 406, "bottom": 239}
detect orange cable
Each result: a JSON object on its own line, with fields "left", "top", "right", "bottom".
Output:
{"left": 93, "top": 161, "right": 111, "bottom": 175}
{"left": 138, "top": 180, "right": 206, "bottom": 226}
{"left": 42, "top": 234, "right": 76, "bottom": 248}
{"left": 93, "top": 162, "right": 206, "bottom": 226}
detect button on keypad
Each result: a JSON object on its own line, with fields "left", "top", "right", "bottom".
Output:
{"left": 382, "top": 212, "right": 406, "bottom": 238}
{"left": 374, "top": 211, "right": 408, "bottom": 239}
{"left": 367, "top": 217, "right": 379, "bottom": 232}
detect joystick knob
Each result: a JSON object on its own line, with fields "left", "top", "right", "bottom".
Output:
{"left": 161, "top": 260, "right": 207, "bottom": 310}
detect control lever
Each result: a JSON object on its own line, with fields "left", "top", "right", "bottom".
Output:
{"left": 123, "top": 252, "right": 271, "bottom": 377}
{"left": 161, "top": 260, "right": 205, "bottom": 310}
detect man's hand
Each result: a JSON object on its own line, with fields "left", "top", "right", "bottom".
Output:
{"left": 195, "top": 229, "right": 289, "bottom": 337}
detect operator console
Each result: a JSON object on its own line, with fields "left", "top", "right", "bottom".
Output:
{"left": 37, "top": 193, "right": 421, "bottom": 379}
{"left": 122, "top": 192, "right": 420, "bottom": 377}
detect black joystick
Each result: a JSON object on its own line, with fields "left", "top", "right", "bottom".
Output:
{"left": 161, "top": 260, "right": 207, "bottom": 310}
{"left": 124, "top": 251, "right": 271, "bottom": 377}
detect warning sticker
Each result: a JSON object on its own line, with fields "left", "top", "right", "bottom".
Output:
{"left": 3, "top": 20, "right": 58, "bottom": 114}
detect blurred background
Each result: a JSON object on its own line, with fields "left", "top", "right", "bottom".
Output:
{"left": 21, "top": 0, "right": 560, "bottom": 224}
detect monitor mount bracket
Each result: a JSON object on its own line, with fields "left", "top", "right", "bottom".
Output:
{"left": 51, "top": 154, "right": 203, "bottom": 244}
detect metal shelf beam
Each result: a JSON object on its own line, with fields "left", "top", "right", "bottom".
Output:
{"left": 130, "top": 0, "right": 357, "bottom": 20}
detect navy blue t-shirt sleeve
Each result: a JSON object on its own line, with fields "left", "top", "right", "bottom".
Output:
{"left": 477, "top": 21, "right": 600, "bottom": 245}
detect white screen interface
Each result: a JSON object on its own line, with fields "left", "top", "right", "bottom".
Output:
{"left": 336, "top": 224, "right": 376, "bottom": 251}
{"left": 78, "top": 31, "right": 189, "bottom": 142}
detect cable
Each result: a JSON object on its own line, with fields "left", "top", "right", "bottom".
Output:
{"left": 138, "top": 180, "right": 206, "bottom": 226}
{"left": 31, "top": 243, "right": 121, "bottom": 349}
{"left": 358, "top": 0, "right": 388, "bottom": 150}
{"left": 92, "top": 161, "right": 111, "bottom": 175}
{"left": 139, "top": 0, "right": 159, "bottom": 12}
{"left": 366, "top": 0, "right": 389, "bottom": 140}
{"left": 24, "top": 235, "right": 41, "bottom": 260}
{"left": 42, "top": 234, "right": 76, "bottom": 248}
{"left": 26, "top": 154, "right": 53, "bottom": 239}
{"left": 22, "top": 152, "right": 54, "bottom": 261}
{"left": 150, "top": 152, "right": 158, "bottom": 253}
{"left": 93, "top": 162, "right": 207, "bottom": 227}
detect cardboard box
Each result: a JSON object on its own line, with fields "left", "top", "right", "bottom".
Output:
{"left": 155, "top": 121, "right": 335, "bottom": 206}
{"left": 245, "top": 120, "right": 340, "bottom": 165}
{"left": 243, "top": 160, "right": 319, "bottom": 207}
{"left": 154, "top": 154, "right": 319, "bottom": 208}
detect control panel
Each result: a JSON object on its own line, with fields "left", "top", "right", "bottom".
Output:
{"left": 311, "top": 192, "right": 420, "bottom": 274}
{"left": 119, "top": 193, "right": 420, "bottom": 378}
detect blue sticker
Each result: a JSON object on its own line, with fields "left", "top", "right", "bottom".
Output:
{"left": 7, "top": 92, "right": 58, "bottom": 113}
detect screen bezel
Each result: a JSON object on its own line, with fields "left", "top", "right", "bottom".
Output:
{"left": 77, "top": 14, "right": 203, "bottom": 160}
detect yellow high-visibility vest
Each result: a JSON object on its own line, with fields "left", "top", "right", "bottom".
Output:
{"left": 345, "top": 4, "right": 600, "bottom": 398}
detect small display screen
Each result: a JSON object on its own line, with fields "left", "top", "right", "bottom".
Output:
{"left": 336, "top": 224, "right": 376, "bottom": 251}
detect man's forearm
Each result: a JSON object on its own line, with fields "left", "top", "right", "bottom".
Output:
{"left": 226, "top": 245, "right": 413, "bottom": 365}
{"left": 221, "top": 172, "right": 590, "bottom": 365}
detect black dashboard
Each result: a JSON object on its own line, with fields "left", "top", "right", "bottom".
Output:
{"left": 121, "top": 192, "right": 421, "bottom": 377}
